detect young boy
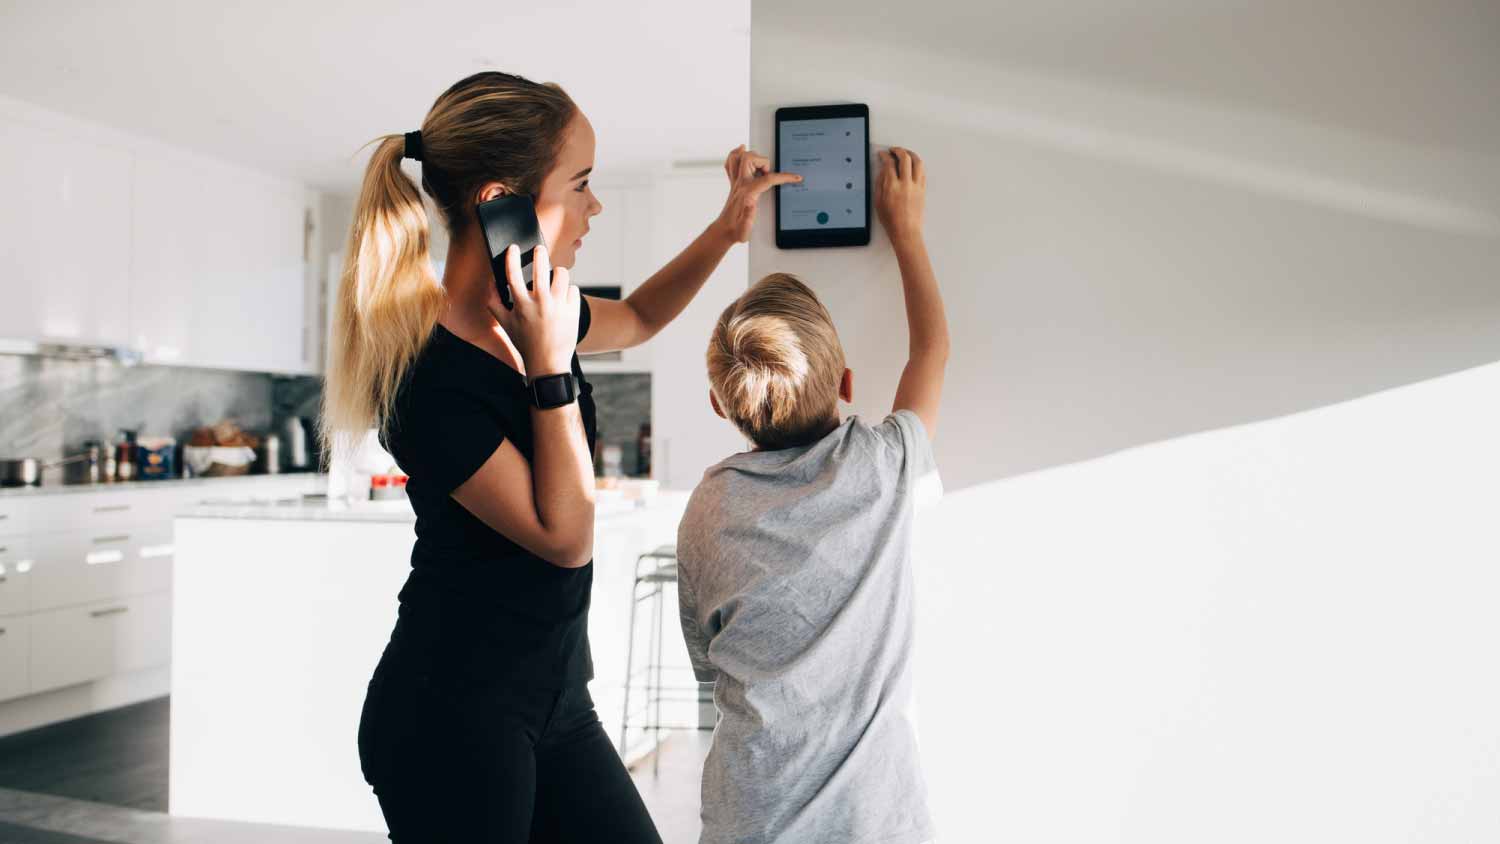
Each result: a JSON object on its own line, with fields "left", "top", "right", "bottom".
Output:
{"left": 676, "top": 146, "right": 946, "bottom": 844}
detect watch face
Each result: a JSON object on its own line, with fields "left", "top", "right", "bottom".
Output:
{"left": 533, "top": 373, "right": 575, "bottom": 407}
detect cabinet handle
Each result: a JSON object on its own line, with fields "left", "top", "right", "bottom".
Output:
{"left": 92, "top": 535, "right": 131, "bottom": 545}
{"left": 93, "top": 504, "right": 131, "bottom": 513}
{"left": 90, "top": 606, "right": 129, "bottom": 618}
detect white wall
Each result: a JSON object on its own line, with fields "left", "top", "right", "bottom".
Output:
{"left": 750, "top": 3, "right": 1500, "bottom": 840}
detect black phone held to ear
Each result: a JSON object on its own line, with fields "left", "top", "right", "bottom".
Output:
{"left": 476, "top": 195, "right": 545, "bottom": 310}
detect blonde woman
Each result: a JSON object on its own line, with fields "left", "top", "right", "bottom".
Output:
{"left": 324, "top": 71, "right": 797, "bottom": 842}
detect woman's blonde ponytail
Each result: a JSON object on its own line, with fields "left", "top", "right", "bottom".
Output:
{"left": 320, "top": 71, "right": 577, "bottom": 464}
{"left": 320, "top": 135, "right": 444, "bottom": 460}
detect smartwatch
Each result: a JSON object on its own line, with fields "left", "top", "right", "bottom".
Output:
{"left": 527, "top": 372, "right": 577, "bottom": 409}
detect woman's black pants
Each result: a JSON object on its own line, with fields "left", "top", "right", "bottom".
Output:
{"left": 357, "top": 653, "right": 663, "bottom": 843}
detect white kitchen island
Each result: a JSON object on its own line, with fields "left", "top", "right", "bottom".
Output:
{"left": 169, "top": 489, "right": 691, "bottom": 833}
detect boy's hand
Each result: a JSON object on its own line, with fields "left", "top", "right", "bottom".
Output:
{"left": 876, "top": 146, "right": 925, "bottom": 247}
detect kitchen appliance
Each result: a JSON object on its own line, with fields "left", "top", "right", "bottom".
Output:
{"left": 283, "top": 416, "right": 311, "bottom": 470}
{"left": 261, "top": 434, "right": 281, "bottom": 475}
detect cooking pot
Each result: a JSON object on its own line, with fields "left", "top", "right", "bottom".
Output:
{"left": 0, "top": 454, "right": 89, "bottom": 487}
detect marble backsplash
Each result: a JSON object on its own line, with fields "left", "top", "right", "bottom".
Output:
{"left": 272, "top": 370, "right": 653, "bottom": 476}
{"left": 1, "top": 354, "right": 652, "bottom": 478}
{"left": 0, "top": 355, "right": 274, "bottom": 461}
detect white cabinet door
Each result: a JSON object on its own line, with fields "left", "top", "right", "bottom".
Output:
{"left": 0, "top": 536, "right": 33, "bottom": 617}
{"left": 27, "top": 592, "right": 170, "bottom": 695}
{"left": 28, "top": 600, "right": 120, "bottom": 693}
{"left": 575, "top": 185, "right": 654, "bottom": 372}
{"left": 132, "top": 151, "right": 308, "bottom": 372}
{"left": 0, "top": 615, "right": 28, "bottom": 702}
{"left": 571, "top": 186, "right": 628, "bottom": 292}
{"left": 0, "top": 121, "right": 132, "bottom": 346}
{"left": 649, "top": 172, "right": 749, "bottom": 489}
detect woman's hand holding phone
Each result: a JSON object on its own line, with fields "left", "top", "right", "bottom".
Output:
{"left": 489, "top": 243, "right": 580, "bottom": 378}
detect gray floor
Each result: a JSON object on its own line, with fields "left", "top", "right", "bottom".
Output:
{"left": 0, "top": 698, "right": 710, "bottom": 843}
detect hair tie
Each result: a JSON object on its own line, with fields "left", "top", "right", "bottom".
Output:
{"left": 403, "top": 130, "right": 424, "bottom": 162}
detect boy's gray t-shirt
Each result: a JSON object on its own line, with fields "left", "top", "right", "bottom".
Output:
{"left": 677, "top": 409, "right": 941, "bottom": 844}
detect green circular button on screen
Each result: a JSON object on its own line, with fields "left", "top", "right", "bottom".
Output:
{"left": 816, "top": 211, "right": 829, "bottom": 225}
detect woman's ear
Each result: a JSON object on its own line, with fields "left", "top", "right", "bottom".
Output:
{"left": 709, "top": 389, "right": 727, "bottom": 419}
{"left": 476, "top": 181, "right": 511, "bottom": 203}
{"left": 839, "top": 368, "right": 854, "bottom": 403}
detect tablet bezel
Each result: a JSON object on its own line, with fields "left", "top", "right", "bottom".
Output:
{"left": 775, "top": 103, "right": 871, "bottom": 249}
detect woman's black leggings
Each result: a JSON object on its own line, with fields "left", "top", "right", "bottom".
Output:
{"left": 357, "top": 651, "right": 662, "bottom": 843}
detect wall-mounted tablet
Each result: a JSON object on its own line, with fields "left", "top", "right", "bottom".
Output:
{"left": 775, "top": 103, "right": 870, "bottom": 249}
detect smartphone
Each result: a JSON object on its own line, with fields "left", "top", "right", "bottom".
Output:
{"left": 476, "top": 195, "right": 545, "bottom": 310}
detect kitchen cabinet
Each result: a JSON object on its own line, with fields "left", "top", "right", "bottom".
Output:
{"left": 0, "top": 616, "right": 28, "bottom": 703}
{"left": 131, "top": 151, "right": 310, "bottom": 373}
{"left": 573, "top": 184, "right": 653, "bottom": 374}
{"left": 0, "top": 536, "right": 30, "bottom": 618}
{"left": 0, "top": 120, "right": 133, "bottom": 347}
{"left": 27, "top": 592, "right": 170, "bottom": 695}
{"left": 0, "top": 474, "right": 321, "bottom": 726}
{"left": 648, "top": 170, "right": 750, "bottom": 490}
{"left": 0, "top": 98, "right": 316, "bottom": 374}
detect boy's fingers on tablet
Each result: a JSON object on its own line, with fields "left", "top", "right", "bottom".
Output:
{"left": 894, "top": 147, "right": 913, "bottom": 181}
{"left": 725, "top": 144, "right": 744, "bottom": 180}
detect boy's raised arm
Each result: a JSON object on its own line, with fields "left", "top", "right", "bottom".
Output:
{"left": 877, "top": 147, "right": 949, "bottom": 439}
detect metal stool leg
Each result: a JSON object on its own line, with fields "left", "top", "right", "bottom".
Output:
{"left": 619, "top": 559, "right": 643, "bottom": 753}
{"left": 649, "top": 577, "right": 663, "bottom": 776}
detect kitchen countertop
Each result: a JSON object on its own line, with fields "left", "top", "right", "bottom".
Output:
{"left": 0, "top": 470, "right": 324, "bottom": 499}
{"left": 179, "top": 487, "right": 686, "bottom": 524}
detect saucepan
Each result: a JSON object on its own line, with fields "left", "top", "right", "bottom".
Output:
{"left": 0, "top": 454, "right": 90, "bottom": 487}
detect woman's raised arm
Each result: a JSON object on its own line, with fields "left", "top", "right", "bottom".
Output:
{"left": 577, "top": 146, "right": 800, "bottom": 354}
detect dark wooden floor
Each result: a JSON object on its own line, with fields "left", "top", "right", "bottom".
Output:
{"left": 0, "top": 698, "right": 169, "bottom": 812}
{"left": 0, "top": 696, "right": 706, "bottom": 842}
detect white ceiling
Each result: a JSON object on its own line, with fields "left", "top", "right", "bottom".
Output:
{"left": 0, "top": 0, "right": 750, "bottom": 194}
{"left": 5, "top": 0, "right": 1494, "bottom": 197}
{"left": 758, "top": 0, "right": 1500, "bottom": 162}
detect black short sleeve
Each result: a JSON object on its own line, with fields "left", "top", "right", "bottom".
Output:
{"left": 392, "top": 384, "right": 506, "bottom": 495}
{"left": 577, "top": 293, "right": 592, "bottom": 344}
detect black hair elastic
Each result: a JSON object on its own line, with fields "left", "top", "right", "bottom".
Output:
{"left": 403, "top": 130, "right": 424, "bottom": 162}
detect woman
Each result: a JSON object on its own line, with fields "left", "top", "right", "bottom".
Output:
{"left": 322, "top": 71, "right": 796, "bottom": 841}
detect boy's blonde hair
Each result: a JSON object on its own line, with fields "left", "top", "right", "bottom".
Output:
{"left": 707, "top": 273, "right": 847, "bottom": 450}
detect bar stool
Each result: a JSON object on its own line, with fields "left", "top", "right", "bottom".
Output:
{"left": 619, "top": 544, "right": 708, "bottom": 775}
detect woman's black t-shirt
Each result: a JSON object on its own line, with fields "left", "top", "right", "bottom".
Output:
{"left": 380, "top": 298, "right": 596, "bottom": 689}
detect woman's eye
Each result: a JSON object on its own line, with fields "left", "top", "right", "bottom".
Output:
{"left": 574, "top": 180, "right": 590, "bottom": 193}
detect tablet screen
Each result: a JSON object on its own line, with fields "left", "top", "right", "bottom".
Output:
{"left": 776, "top": 104, "right": 870, "bottom": 248}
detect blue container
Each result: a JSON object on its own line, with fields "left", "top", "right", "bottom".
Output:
{"left": 136, "top": 437, "right": 177, "bottom": 480}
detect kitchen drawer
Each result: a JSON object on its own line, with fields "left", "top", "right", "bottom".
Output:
{"left": 0, "top": 497, "right": 29, "bottom": 535}
{"left": 27, "top": 592, "right": 171, "bottom": 694}
{"left": 0, "top": 536, "right": 32, "bottom": 616}
{"left": 0, "top": 614, "right": 27, "bottom": 702}
{"left": 28, "top": 488, "right": 180, "bottom": 534}
{"left": 28, "top": 523, "right": 172, "bottom": 611}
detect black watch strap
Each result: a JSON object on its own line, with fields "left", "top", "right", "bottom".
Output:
{"left": 528, "top": 372, "right": 577, "bottom": 409}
